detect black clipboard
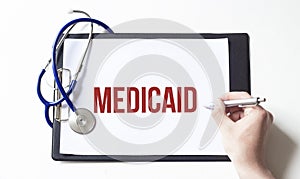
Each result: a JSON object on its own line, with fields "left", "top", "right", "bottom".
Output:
{"left": 52, "top": 33, "right": 250, "bottom": 161}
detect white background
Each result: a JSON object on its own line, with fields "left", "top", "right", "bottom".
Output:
{"left": 0, "top": 0, "right": 300, "bottom": 178}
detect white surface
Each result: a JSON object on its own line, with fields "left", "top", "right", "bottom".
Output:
{"left": 60, "top": 38, "right": 228, "bottom": 155}
{"left": 1, "top": 0, "right": 300, "bottom": 179}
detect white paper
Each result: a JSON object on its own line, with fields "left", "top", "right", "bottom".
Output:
{"left": 59, "top": 37, "right": 229, "bottom": 156}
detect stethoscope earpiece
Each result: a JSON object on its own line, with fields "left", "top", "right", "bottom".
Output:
{"left": 69, "top": 108, "right": 96, "bottom": 134}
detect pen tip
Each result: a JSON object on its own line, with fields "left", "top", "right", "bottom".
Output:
{"left": 203, "top": 105, "right": 214, "bottom": 110}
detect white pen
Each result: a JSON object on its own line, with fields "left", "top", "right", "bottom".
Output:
{"left": 204, "top": 97, "right": 266, "bottom": 110}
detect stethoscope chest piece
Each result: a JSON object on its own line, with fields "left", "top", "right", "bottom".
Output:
{"left": 69, "top": 108, "right": 96, "bottom": 134}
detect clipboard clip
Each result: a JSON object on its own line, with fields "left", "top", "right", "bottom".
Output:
{"left": 54, "top": 68, "right": 71, "bottom": 122}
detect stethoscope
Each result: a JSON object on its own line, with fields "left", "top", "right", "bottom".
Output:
{"left": 37, "top": 10, "right": 113, "bottom": 134}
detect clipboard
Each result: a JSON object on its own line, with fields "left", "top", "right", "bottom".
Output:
{"left": 52, "top": 33, "right": 250, "bottom": 161}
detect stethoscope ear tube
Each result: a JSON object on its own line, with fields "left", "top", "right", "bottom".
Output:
{"left": 51, "top": 18, "right": 113, "bottom": 113}
{"left": 38, "top": 17, "right": 113, "bottom": 128}
{"left": 37, "top": 69, "right": 53, "bottom": 128}
{"left": 37, "top": 69, "right": 47, "bottom": 104}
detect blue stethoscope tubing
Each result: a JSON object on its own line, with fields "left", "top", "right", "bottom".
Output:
{"left": 37, "top": 18, "right": 113, "bottom": 128}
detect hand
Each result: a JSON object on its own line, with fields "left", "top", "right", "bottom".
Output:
{"left": 212, "top": 92, "right": 275, "bottom": 179}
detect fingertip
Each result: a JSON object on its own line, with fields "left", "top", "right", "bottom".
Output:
{"left": 214, "top": 98, "right": 225, "bottom": 108}
{"left": 211, "top": 99, "right": 224, "bottom": 120}
{"left": 211, "top": 99, "right": 234, "bottom": 132}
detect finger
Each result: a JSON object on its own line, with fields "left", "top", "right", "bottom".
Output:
{"left": 221, "top": 91, "right": 251, "bottom": 101}
{"left": 267, "top": 111, "right": 274, "bottom": 123}
{"left": 225, "top": 106, "right": 243, "bottom": 114}
{"left": 228, "top": 111, "right": 245, "bottom": 122}
{"left": 243, "top": 107, "right": 254, "bottom": 116}
{"left": 255, "top": 105, "right": 274, "bottom": 122}
{"left": 227, "top": 106, "right": 258, "bottom": 122}
{"left": 249, "top": 105, "right": 274, "bottom": 124}
{"left": 212, "top": 98, "right": 233, "bottom": 131}
{"left": 211, "top": 98, "right": 225, "bottom": 124}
